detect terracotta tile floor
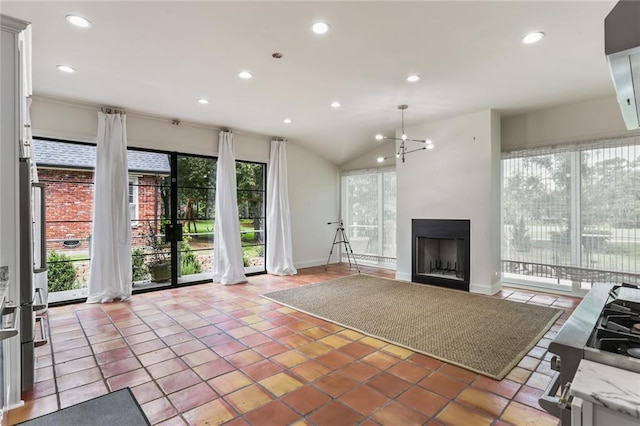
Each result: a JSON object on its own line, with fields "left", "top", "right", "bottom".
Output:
{"left": 8, "top": 264, "right": 579, "bottom": 426}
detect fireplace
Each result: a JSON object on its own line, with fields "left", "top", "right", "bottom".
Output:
{"left": 412, "top": 219, "right": 470, "bottom": 291}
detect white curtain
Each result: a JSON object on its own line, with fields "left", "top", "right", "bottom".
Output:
{"left": 266, "top": 140, "right": 297, "bottom": 275}
{"left": 87, "top": 112, "right": 132, "bottom": 303}
{"left": 212, "top": 131, "right": 247, "bottom": 285}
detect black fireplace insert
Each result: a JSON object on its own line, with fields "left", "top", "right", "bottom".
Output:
{"left": 412, "top": 219, "right": 470, "bottom": 291}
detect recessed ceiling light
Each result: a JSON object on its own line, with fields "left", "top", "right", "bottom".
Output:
{"left": 238, "top": 71, "right": 253, "bottom": 79}
{"left": 522, "top": 32, "right": 544, "bottom": 44}
{"left": 65, "top": 14, "right": 91, "bottom": 28}
{"left": 407, "top": 75, "right": 420, "bottom": 82}
{"left": 375, "top": 134, "right": 384, "bottom": 140}
{"left": 426, "top": 144, "right": 435, "bottom": 150}
{"left": 331, "top": 101, "right": 341, "bottom": 108}
{"left": 197, "top": 98, "right": 209, "bottom": 105}
{"left": 56, "top": 65, "right": 76, "bottom": 73}
{"left": 312, "top": 22, "right": 330, "bottom": 34}
{"left": 377, "top": 157, "right": 385, "bottom": 163}
{"left": 283, "top": 118, "right": 292, "bottom": 124}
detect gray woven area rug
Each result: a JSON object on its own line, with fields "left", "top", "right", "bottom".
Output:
{"left": 262, "top": 274, "right": 562, "bottom": 380}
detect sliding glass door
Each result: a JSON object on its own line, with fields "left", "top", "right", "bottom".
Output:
{"left": 176, "top": 154, "right": 216, "bottom": 284}
{"left": 138, "top": 153, "right": 267, "bottom": 287}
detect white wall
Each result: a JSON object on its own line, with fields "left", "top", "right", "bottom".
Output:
{"left": 29, "top": 96, "right": 337, "bottom": 270}
{"left": 501, "top": 95, "right": 640, "bottom": 150}
{"left": 30, "top": 97, "right": 271, "bottom": 161}
{"left": 396, "top": 109, "right": 501, "bottom": 295}
{"left": 340, "top": 141, "right": 396, "bottom": 172}
{"left": 287, "top": 142, "right": 340, "bottom": 267}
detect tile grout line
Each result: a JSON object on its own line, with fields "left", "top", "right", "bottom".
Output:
{"left": 20, "top": 267, "right": 569, "bottom": 426}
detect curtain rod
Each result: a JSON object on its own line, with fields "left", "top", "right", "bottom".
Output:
{"left": 101, "top": 107, "right": 125, "bottom": 115}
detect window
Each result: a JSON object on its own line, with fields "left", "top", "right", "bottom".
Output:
{"left": 129, "top": 176, "right": 139, "bottom": 223}
{"left": 502, "top": 136, "right": 640, "bottom": 293}
{"left": 33, "top": 139, "right": 174, "bottom": 301}
{"left": 341, "top": 168, "right": 396, "bottom": 267}
{"left": 34, "top": 138, "right": 266, "bottom": 301}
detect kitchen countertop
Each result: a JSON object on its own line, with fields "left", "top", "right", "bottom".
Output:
{"left": 570, "top": 359, "right": 640, "bottom": 419}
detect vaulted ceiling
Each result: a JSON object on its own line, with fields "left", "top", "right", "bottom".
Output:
{"left": 2, "top": 1, "right": 619, "bottom": 164}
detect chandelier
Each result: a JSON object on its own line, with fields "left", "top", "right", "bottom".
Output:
{"left": 375, "top": 104, "right": 433, "bottom": 163}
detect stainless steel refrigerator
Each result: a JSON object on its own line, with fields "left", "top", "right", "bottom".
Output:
{"left": 19, "top": 158, "right": 47, "bottom": 392}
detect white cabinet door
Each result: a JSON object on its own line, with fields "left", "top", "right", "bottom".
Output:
{"left": 572, "top": 396, "right": 640, "bottom": 426}
{"left": 572, "top": 397, "right": 584, "bottom": 426}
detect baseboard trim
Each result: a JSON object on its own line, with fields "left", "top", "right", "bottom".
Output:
{"left": 395, "top": 272, "right": 411, "bottom": 282}
{"left": 5, "top": 399, "right": 25, "bottom": 412}
{"left": 396, "top": 272, "right": 500, "bottom": 295}
{"left": 295, "top": 258, "right": 332, "bottom": 269}
{"left": 470, "top": 280, "right": 502, "bottom": 295}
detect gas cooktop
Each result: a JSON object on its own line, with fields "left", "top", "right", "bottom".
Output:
{"left": 589, "top": 285, "right": 640, "bottom": 360}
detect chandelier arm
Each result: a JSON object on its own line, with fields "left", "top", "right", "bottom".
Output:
{"left": 382, "top": 137, "right": 427, "bottom": 143}
{"left": 402, "top": 147, "right": 427, "bottom": 155}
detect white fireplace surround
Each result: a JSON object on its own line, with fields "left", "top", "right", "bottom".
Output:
{"left": 395, "top": 109, "right": 502, "bottom": 295}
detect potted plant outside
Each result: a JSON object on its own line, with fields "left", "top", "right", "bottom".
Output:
{"left": 144, "top": 220, "right": 171, "bottom": 282}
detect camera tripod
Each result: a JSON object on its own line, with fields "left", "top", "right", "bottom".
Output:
{"left": 325, "top": 221, "right": 360, "bottom": 272}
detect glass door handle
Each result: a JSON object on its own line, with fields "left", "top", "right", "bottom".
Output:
{"left": 164, "top": 224, "right": 183, "bottom": 243}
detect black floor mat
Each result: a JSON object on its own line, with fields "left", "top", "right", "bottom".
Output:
{"left": 18, "top": 388, "right": 150, "bottom": 426}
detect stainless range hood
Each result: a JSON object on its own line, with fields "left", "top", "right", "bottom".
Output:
{"left": 605, "top": 0, "right": 640, "bottom": 130}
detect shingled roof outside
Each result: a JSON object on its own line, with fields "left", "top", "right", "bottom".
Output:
{"left": 33, "top": 139, "right": 170, "bottom": 174}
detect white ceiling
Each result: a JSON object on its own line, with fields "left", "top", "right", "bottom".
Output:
{"left": 2, "top": 1, "right": 619, "bottom": 165}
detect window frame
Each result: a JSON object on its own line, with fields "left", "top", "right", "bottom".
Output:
{"left": 129, "top": 174, "right": 140, "bottom": 226}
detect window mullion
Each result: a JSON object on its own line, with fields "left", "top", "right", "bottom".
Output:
{"left": 570, "top": 151, "right": 582, "bottom": 291}
{"left": 378, "top": 172, "right": 383, "bottom": 259}
{"left": 343, "top": 177, "right": 349, "bottom": 262}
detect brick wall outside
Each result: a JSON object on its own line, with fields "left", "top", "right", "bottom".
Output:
{"left": 40, "top": 168, "right": 164, "bottom": 253}
{"left": 133, "top": 174, "right": 165, "bottom": 246}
